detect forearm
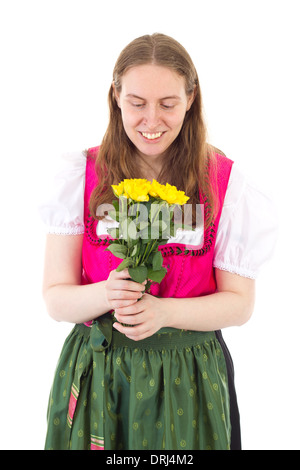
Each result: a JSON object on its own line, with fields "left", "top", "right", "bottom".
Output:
{"left": 164, "top": 290, "right": 255, "bottom": 331}
{"left": 43, "top": 281, "right": 110, "bottom": 324}
{"left": 113, "top": 270, "right": 255, "bottom": 340}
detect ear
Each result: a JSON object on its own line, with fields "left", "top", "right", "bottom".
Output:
{"left": 112, "top": 82, "right": 121, "bottom": 108}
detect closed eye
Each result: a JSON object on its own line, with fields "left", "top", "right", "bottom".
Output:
{"left": 130, "top": 102, "right": 175, "bottom": 109}
{"left": 161, "top": 104, "right": 175, "bottom": 110}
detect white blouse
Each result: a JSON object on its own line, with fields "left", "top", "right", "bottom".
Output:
{"left": 39, "top": 150, "right": 278, "bottom": 279}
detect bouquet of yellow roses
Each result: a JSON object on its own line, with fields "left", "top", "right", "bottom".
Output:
{"left": 105, "top": 178, "right": 190, "bottom": 291}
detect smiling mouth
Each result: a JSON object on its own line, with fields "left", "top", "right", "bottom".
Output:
{"left": 140, "top": 131, "right": 164, "bottom": 140}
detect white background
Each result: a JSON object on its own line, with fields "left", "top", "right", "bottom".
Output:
{"left": 0, "top": 0, "right": 299, "bottom": 450}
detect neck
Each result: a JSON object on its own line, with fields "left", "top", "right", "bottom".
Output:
{"left": 135, "top": 151, "right": 163, "bottom": 181}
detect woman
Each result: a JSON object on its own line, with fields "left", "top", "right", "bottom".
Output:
{"left": 40, "top": 33, "right": 277, "bottom": 450}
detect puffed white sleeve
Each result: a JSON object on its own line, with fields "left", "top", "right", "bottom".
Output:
{"left": 38, "top": 150, "right": 87, "bottom": 235}
{"left": 213, "top": 165, "right": 278, "bottom": 279}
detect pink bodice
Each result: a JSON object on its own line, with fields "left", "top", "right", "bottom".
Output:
{"left": 81, "top": 146, "right": 233, "bottom": 299}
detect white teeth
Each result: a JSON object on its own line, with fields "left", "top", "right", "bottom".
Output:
{"left": 141, "top": 132, "right": 163, "bottom": 140}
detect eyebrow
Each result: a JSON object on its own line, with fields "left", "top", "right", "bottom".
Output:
{"left": 125, "top": 94, "right": 181, "bottom": 101}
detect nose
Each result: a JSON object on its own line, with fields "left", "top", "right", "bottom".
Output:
{"left": 143, "top": 104, "right": 162, "bottom": 130}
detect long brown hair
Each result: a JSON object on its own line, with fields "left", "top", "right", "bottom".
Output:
{"left": 89, "top": 33, "right": 218, "bottom": 227}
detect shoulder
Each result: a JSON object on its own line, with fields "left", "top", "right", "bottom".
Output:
{"left": 224, "top": 163, "right": 274, "bottom": 211}
{"left": 85, "top": 145, "right": 100, "bottom": 189}
{"left": 210, "top": 145, "right": 226, "bottom": 158}
{"left": 210, "top": 146, "right": 234, "bottom": 172}
{"left": 58, "top": 149, "right": 87, "bottom": 170}
{"left": 86, "top": 145, "right": 100, "bottom": 162}
{"left": 208, "top": 146, "right": 234, "bottom": 203}
{"left": 38, "top": 149, "right": 88, "bottom": 234}
{"left": 83, "top": 145, "right": 103, "bottom": 216}
{"left": 85, "top": 145, "right": 100, "bottom": 178}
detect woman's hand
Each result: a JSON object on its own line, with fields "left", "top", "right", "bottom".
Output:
{"left": 104, "top": 268, "right": 146, "bottom": 311}
{"left": 113, "top": 293, "right": 169, "bottom": 340}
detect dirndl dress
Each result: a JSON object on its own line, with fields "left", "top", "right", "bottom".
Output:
{"left": 41, "top": 145, "right": 278, "bottom": 450}
{"left": 45, "top": 314, "right": 232, "bottom": 450}
{"left": 44, "top": 148, "right": 245, "bottom": 450}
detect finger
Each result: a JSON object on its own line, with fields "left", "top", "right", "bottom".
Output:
{"left": 113, "top": 322, "right": 152, "bottom": 341}
{"left": 114, "top": 302, "right": 147, "bottom": 325}
{"left": 114, "top": 311, "right": 142, "bottom": 325}
{"left": 113, "top": 280, "right": 146, "bottom": 292}
{"left": 108, "top": 289, "right": 143, "bottom": 303}
{"left": 111, "top": 299, "right": 140, "bottom": 309}
{"left": 113, "top": 268, "right": 131, "bottom": 279}
{"left": 114, "top": 300, "right": 144, "bottom": 317}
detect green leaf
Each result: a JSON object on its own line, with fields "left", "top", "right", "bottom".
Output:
{"left": 147, "top": 267, "right": 167, "bottom": 283}
{"left": 105, "top": 243, "right": 128, "bottom": 259}
{"left": 106, "top": 227, "right": 120, "bottom": 238}
{"left": 120, "top": 218, "right": 140, "bottom": 240}
{"left": 112, "top": 200, "right": 119, "bottom": 211}
{"left": 145, "top": 251, "right": 154, "bottom": 265}
{"left": 108, "top": 209, "right": 119, "bottom": 221}
{"left": 128, "top": 202, "right": 149, "bottom": 222}
{"left": 150, "top": 202, "right": 161, "bottom": 223}
{"left": 128, "top": 265, "right": 148, "bottom": 283}
{"left": 140, "top": 225, "right": 151, "bottom": 241}
{"left": 144, "top": 279, "right": 153, "bottom": 292}
{"left": 152, "top": 251, "right": 163, "bottom": 271}
{"left": 128, "top": 220, "right": 140, "bottom": 240}
{"left": 119, "top": 219, "right": 129, "bottom": 238}
{"left": 130, "top": 244, "right": 138, "bottom": 257}
{"left": 116, "top": 257, "right": 134, "bottom": 272}
{"left": 151, "top": 219, "right": 168, "bottom": 237}
{"left": 137, "top": 220, "right": 149, "bottom": 231}
{"left": 158, "top": 239, "right": 169, "bottom": 245}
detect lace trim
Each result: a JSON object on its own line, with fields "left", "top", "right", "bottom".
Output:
{"left": 213, "top": 262, "right": 257, "bottom": 279}
{"left": 47, "top": 225, "right": 85, "bottom": 235}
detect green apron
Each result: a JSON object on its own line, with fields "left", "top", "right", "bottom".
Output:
{"left": 45, "top": 313, "right": 231, "bottom": 450}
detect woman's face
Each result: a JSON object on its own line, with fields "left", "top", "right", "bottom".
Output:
{"left": 114, "top": 64, "right": 194, "bottom": 162}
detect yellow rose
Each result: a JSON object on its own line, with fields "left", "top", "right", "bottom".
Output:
{"left": 149, "top": 180, "right": 189, "bottom": 205}
{"left": 148, "top": 179, "right": 163, "bottom": 198}
{"left": 123, "top": 179, "right": 151, "bottom": 201}
{"left": 111, "top": 181, "right": 124, "bottom": 197}
{"left": 112, "top": 179, "right": 189, "bottom": 205}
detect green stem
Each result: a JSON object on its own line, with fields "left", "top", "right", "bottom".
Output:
{"left": 139, "top": 241, "right": 151, "bottom": 265}
{"left": 143, "top": 239, "right": 157, "bottom": 265}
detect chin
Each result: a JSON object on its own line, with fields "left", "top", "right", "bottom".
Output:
{"left": 138, "top": 148, "right": 166, "bottom": 159}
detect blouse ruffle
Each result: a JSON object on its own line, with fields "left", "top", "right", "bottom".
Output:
{"left": 213, "top": 166, "right": 278, "bottom": 278}
{"left": 38, "top": 151, "right": 278, "bottom": 279}
{"left": 38, "top": 151, "right": 86, "bottom": 235}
